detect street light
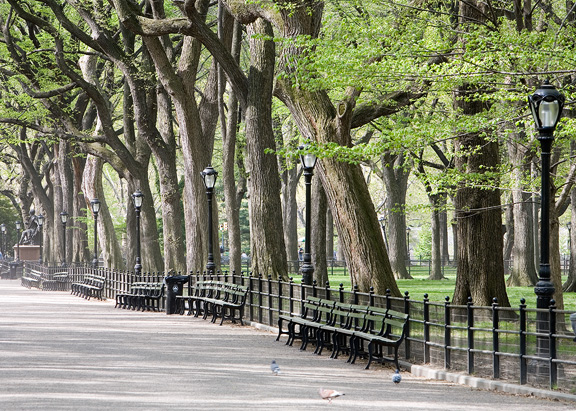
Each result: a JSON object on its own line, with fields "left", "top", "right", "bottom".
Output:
{"left": 91, "top": 199, "right": 101, "bottom": 268}
{"left": 299, "top": 145, "right": 317, "bottom": 286}
{"left": 528, "top": 80, "right": 565, "bottom": 359}
{"left": 37, "top": 215, "right": 44, "bottom": 264}
{"left": 406, "top": 226, "right": 411, "bottom": 276}
{"left": 132, "top": 190, "right": 143, "bottom": 276}
{"left": 0, "top": 223, "right": 5, "bottom": 257}
{"left": 201, "top": 165, "right": 218, "bottom": 274}
{"left": 60, "top": 211, "right": 68, "bottom": 266}
{"left": 567, "top": 222, "right": 572, "bottom": 272}
{"left": 15, "top": 220, "right": 21, "bottom": 262}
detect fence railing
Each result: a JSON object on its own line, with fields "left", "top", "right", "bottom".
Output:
{"left": 21, "top": 263, "right": 576, "bottom": 393}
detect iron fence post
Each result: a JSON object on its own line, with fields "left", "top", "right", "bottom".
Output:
{"left": 492, "top": 298, "right": 500, "bottom": 379}
{"left": 549, "top": 299, "right": 557, "bottom": 389}
{"left": 467, "top": 297, "right": 474, "bottom": 375}
{"left": 444, "top": 296, "right": 451, "bottom": 369}
{"left": 423, "top": 294, "right": 430, "bottom": 364}
{"left": 404, "top": 291, "right": 411, "bottom": 359}
{"left": 267, "top": 275, "right": 273, "bottom": 326}
{"left": 519, "top": 298, "right": 527, "bottom": 385}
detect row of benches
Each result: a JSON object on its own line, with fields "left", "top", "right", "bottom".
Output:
{"left": 277, "top": 297, "right": 409, "bottom": 370}
{"left": 175, "top": 280, "right": 249, "bottom": 325}
{"left": 71, "top": 274, "right": 106, "bottom": 300}
{"left": 115, "top": 282, "right": 165, "bottom": 311}
{"left": 21, "top": 269, "right": 69, "bottom": 291}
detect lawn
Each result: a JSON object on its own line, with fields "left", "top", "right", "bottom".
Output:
{"left": 323, "top": 265, "right": 576, "bottom": 311}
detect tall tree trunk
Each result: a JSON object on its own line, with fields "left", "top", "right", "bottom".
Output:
{"left": 429, "top": 194, "right": 444, "bottom": 280}
{"left": 564, "top": 184, "right": 576, "bottom": 291}
{"left": 71, "top": 157, "right": 90, "bottom": 263}
{"left": 326, "top": 208, "right": 334, "bottom": 261}
{"left": 222, "top": 20, "right": 244, "bottom": 275}
{"left": 82, "top": 156, "right": 124, "bottom": 269}
{"left": 439, "top": 198, "right": 450, "bottom": 264}
{"left": 245, "top": 19, "right": 288, "bottom": 279}
{"left": 549, "top": 148, "right": 565, "bottom": 311}
{"left": 507, "top": 134, "right": 538, "bottom": 286}
{"left": 381, "top": 153, "right": 411, "bottom": 279}
{"left": 312, "top": 180, "right": 328, "bottom": 285}
{"left": 280, "top": 121, "right": 300, "bottom": 264}
{"left": 453, "top": 1, "right": 510, "bottom": 307}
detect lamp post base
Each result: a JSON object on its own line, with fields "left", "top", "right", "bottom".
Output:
{"left": 300, "top": 261, "right": 314, "bottom": 286}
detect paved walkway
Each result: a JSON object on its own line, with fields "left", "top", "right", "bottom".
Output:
{"left": 0, "top": 279, "right": 574, "bottom": 410}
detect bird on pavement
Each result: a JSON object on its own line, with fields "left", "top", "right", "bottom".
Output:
{"left": 270, "top": 360, "right": 281, "bottom": 375}
{"left": 392, "top": 369, "right": 402, "bottom": 384}
{"left": 319, "top": 388, "right": 345, "bottom": 403}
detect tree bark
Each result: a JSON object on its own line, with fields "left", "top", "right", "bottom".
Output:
{"left": 82, "top": 156, "right": 124, "bottom": 269}
{"left": 429, "top": 194, "right": 444, "bottom": 280}
{"left": 380, "top": 153, "right": 412, "bottom": 279}
{"left": 452, "top": 1, "right": 510, "bottom": 307}
{"left": 312, "top": 179, "right": 328, "bottom": 285}
{"left": 222, "top": 20, "right": 244, "bottom": 276}
{"left": 245, "top": 19, "right": 288, "bottom": 279}
{"left": 506, "top": 134, "right": 538, "bottom": 286}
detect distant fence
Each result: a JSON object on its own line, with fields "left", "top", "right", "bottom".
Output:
{"left": 20, "top": 262, "right": 576, "bottom": 393}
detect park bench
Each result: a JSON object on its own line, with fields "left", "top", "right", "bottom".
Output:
{"left": 115, "top": 282, "right": 165, "bottom": 311}
{"left": 71, "top": 274, "right": 106, "bottom": 300}
{"left": 21, "top": 269, "right": 42, "bottom": 289}
{"left": 41, "top": 272, "right": 69, "bottom": 291}
{"left": 204, "top": 283, "right": 249, "bottom": 325}
{"left": 177, "top": 280, "right": 249, "bottom": 325}
{"left": 276, "top": 298, "right": 409, "bottom": 370}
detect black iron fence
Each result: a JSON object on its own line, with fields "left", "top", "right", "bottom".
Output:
{"left": 20, "top": 263, "right": 576, "bottom": 393}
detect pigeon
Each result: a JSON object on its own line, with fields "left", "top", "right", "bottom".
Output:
{"left": 392, "top": 369, "right": 402, "bottom": 384}
{"left": 318, "top": 388, "right": 345, "bottom": 403}
{"left": 270, "top": 360, "right": 281, "bottom": 375}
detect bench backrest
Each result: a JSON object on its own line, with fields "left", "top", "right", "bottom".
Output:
{"left": 383, "top": 310, "right": 409, "bottom": 341}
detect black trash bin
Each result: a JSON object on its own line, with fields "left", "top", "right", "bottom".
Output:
{"left": 9, "top": 262, "right": 20, "bottom": 279}
{"left": 164, "top": 275, "right": 189, "bottom": 315}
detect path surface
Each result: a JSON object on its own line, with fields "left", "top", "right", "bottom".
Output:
{"left": 0, "top": 279, "right": 573, "bottom": 410}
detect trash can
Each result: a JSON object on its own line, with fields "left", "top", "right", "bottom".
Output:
{"left": 9, "top": 262, "right": 20, "bottom": 279}
{"left": 164, "top": 275, "right": 189, "bottom": 315}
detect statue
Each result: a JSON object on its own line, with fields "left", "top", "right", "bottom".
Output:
{"left": 20, "top": 209, "right": 40, "bottom": 245}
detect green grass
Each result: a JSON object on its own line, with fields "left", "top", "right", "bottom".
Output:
{"left": 225, "top": 263, "right": 576, "bottom": 310}
{"left": 325, "top": 265, "right": 576, "bottom": 311}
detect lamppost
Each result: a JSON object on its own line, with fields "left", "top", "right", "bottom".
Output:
{"left": 0, "top": 223, "right": 5, "bottom": 257}
{"left": 37, "top": 215, "right": 44, "bottom": 264}
{"left": 60, "top": 211, "right": 68, "bottom": 266}
{"left": 15, "top": 220, "right": 21, "bottom": 262}
{"left": 299, "top": 145, "right": 317, "bottom": 286}
{"left": 132, "top": 190, "right": 143, "bottom": 276}
{"left": 91, "top": 199, "right": 101, "bottom": 268}
{"left": 201, "top": 165, "right": 218, "bottom": 274}
{"left": 567, "top": 222, "right": 572, "bottom": 273}
{"left": 406, "top": 226, "right": 411, "bottom": 276}
{"left": 528, "top": 80, "right": 565, "bottom": 358}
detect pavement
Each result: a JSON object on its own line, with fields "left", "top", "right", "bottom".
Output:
{"left": 0, "top": 279, "right": 575, "bottom": 410}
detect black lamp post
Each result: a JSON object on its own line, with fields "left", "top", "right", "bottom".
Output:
{"left": 406, "top": 226, "right": 411, "bottom": 275}
{"left": 568, "top": 222, "right": 572, "bottom": 273}
{"left": 528, "top": 80, "right": 565, "bottom": 357}
{"left": 15, "top": 220, "right": 21, "bottom": 262}
{"left": 37, "top": 215, "right": 44, "bottom": 264}
{"left": 299, "top": 145, "right": 317, "bottom": 286}
{"left": 132, "top": 190, "right": 143, "bottom": 276}
{"left": 1, "top": 223, "right": 5, "bottom": 257}
{"left": 91, "top": 199, "right": 101, "bottom": 268}
{"left": 60, "top": 211, "right": 68, "bottom": 266}
{"left": 201, "top": 165, "right": 218, "bottom": 274}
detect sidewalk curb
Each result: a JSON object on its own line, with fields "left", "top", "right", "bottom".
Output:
{"left": 408, "top": 364, "right": 576, "bottom": 402}
{"left": 250, "top": 321, "right": 576, "bottom": 404}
